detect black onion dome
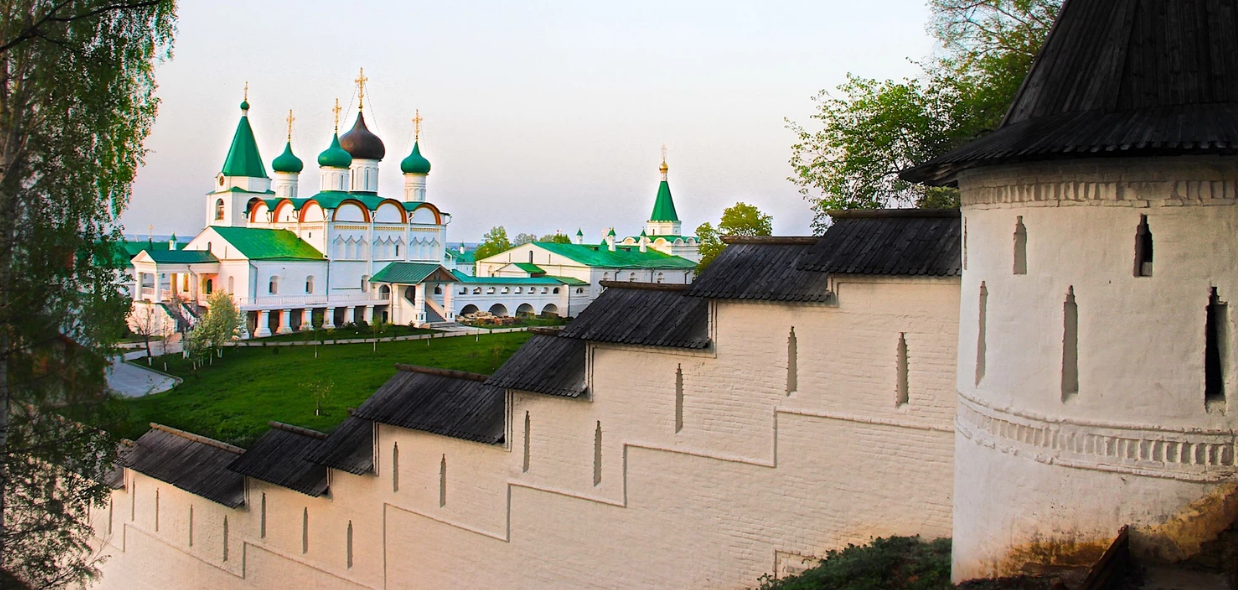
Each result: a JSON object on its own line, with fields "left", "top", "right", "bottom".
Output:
{"left": 339, "top": 112, "right": 386, "bottom": 161}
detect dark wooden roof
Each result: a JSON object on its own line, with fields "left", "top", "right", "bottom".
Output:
{"left": 686, "top": 237, "right": 832, "bottom": 302}
{"left": 122, "top": 425, "right": 246, "bottom": 508}
{"left": 559, "top": 282, "right": 711, "bottom": 349}
{"left": 304, "top": 416, "right": 374, "bottom": 475}
{"left": 797, "top": 209, "right": 962, "bottom": 277}
{"left": 228, "top": 423, "right": 329, "bottom": 497}
{"left": 486, "top": 333, "right": 587, "bottom": 398}
{"left": 104, "top": 441, "right": 133, "bottom": 490}
{"left": 903, "top": 0, "right": 1238, "bottom": 186}
{"left": 351, "top": 366, "right": 505, "bottom": 445}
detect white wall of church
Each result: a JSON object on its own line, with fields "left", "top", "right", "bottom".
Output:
{"left": 94, "top": 275, "right": 960, "bottom": 590}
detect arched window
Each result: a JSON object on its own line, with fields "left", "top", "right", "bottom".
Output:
{"left": 395, "top": 243, "right": 400, "bottom": 257}
{"left": 361, "top": 275, "right": 370, "bottom": 292}
{"left": 214, "top": 199, "right": 225, "bottom": 220}
{"left": 459, "top": 287, "right": 467, "bottom": 294}
{"left": 434, "top": 285, "right": 443, "bottom": 295}
{"left": 541, "top": 287, "right": 548, "bottom": 294}
{"left": 501, "top": 287, "right": 510, "bottom": 294}
{"left": 576, "top": 288, "right": 584, "bottom": 294}
{"left": 553, "top": 287, "right": 560, "bottom": 294}
{"left": 269, "top": 276, "right": 279, "bottom": 294}
{"left": 306, "top": 276, "right": 315, "bottom": 294}
{"left": 656, "top": 272, "right": 664, "bottom": 284}
{"left": 603, "top": 272, "right": 610, "bottom": 282}
{"left": 228, "top": 276, "right": 234, "bottom": 293}
{"left": 204, "top": 279, "right": 213, "bottom": 294}
{"left": 515, "top": 287, "right": 522, "bottom": 294}
{"left": 379, "top": 285, "right": 391, "bottom": 297}
{"left": 629, "top": 272, "right": 638, "bottom": 282}
{"left": 472, "top": 287, "right": 482, "bottom": 294}
{"left": 487, "top": 287, "right": 496, "bottom": 294}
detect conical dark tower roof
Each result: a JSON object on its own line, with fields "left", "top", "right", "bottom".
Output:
{"left": 903, "top": 0, "right": 1238, "bottom": 186}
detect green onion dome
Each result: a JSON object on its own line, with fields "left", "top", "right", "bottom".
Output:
{"left": 400, "top": 141, "right": 432, "bottom": 175}
{"left": 339, "top": 112, "right": 386, "bottom": 160}
{"left": 318, "top": 133, "right": 353, "bottom": 168}
{"left": 272, "top": 141, "right": 304, "bottom": 173}
{"left": 240, "top": 99, "right": 250, "bottom": 111}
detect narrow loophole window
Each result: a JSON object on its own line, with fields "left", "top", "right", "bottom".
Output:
{"left": 896, "top": 333, "right": 909, "bottom": 407}
{"left": 301, "top": 508, "right": 309, "bottom": 554}
{"left": 154, "top": 488, "right": 160, "bottom": 532}
{"left": 108, "top": 498, "right": 114, "bottom": 536}
{"left": 1062, "top": 287, "right": 1079, "bottom": 400}
{"left": 786, "top": 328, "right": 798, "bottom": 395}
{"left": 439, "top": 455, "right": 447, "bottom": 507}
{"left": 675, "top": 365, "right": 684, "bottom": 433}
{"left": 1134, "top": 215, "right": 1153, "bottom": 277}
{"left": 522, "top": 412, "right": 531, "bottom": 473}
{"left": 392, "top": 443, "right": 399, "bottom": 492}
{"left": 1206, "top": 288, "right": 1228, "bottom": 411}
{"left": 260, "top": 493, "right": 266, "bottom": 538}
{"left": 188, "top": 505, "right": 194, "bottom": 547}
{"left": 222, "top": 516, "right": 229, "bottom": 562}
{"left": 976, "top": 282, "right": 988, "bottom": 386}
{"left": 963, "top": 217, "right": 968, "bottom": 271}
{"left": 346, "top": 521, "right": 354, "bottom": 569}
{"left": 1013, "top": 216, "right": 1027, "bottom": 275}
{"left": 593, "top": 421, "right": 603, "bottom": 486}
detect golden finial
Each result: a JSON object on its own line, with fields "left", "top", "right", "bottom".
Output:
{"left": 412, "top": 109, "right": 423, "bottom": 142}
{"left": 355, "top": 67, "right": 368, "bottom": 112}
{"left": 285, "top": 109, "right": 295, "bottom": 141}
{"left": 660, "top": 144, "right": 669, "bottom": 172}
{"left": 332, "top": 98, "right": 341, "bottom": 132}
{"left": 243, "top": 81, "right": 248, "bottom": 102}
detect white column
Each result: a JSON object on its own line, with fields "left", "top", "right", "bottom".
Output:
{"left": 152, "top": 272, "right": 162, "bottom": 302}
{"left": 323, "top": 307, "right": 336, "bottom": 329}
{"left": 343, "top": 306, "right": 355, "bottom": 325}
{"left": 255, "top": 310, "right": 272, "bottom": 337}
{"left": 300, "top": 308, "right": 312, "bottom": 331}
{"left": 277, "top": 309, "right": 293, "bottom": 334}
{"left": 133, "top": 272, "right": 143, "bottom": 302}
{"left": 413, "top": 284, "right": 427, "bottom": 326}
{"left": 362, "top": 306, "right": 374, "bottom": 323}
{"left": 443, "top": 283, "right": 455, "bottom": 321}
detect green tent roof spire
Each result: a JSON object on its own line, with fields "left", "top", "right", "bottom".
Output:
{"left": 649, "top": 155, "right": 678, "bottom": 222}
{"left": 220, "top": 99, "right": 268, "bottom": 179}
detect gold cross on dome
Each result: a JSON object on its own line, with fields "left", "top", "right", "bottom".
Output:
{"left": 243, "top": 81, "right": 248, "bottom": 102}
{"left": 332, "top": 98, "right": 341, "bottom": 132}
{"left": 286, "top": 109, "right": 295, "bottom": 141}
{"left": 148, "top": 224, "right": 154, "bottom": 241}
{"left": 661, "top": 144, "right": 667, "bottom": 163}
{"left": 355, "top": 68, "right": 368, "bottom": 111}
{"left": 412, "top": 109, "right": 423, "bottom": 141}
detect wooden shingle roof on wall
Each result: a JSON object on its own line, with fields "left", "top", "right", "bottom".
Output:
{"left": 305, "top": 416, "right": 375, "bottom": 475}
{"left": 228, "top": 423, "right": 330, "bottom": 497}
{"left": 686, "top": 237, "right": 833, "bottom": 302}
{"left": 486, "top": 333, "right": 588, "bottom": 398}
{"left": 903, "top": 0, "right": 1238, "bottom": 186}
{"left": 559, "top": 282, "right": 711, "bottom": 350}
{"left": 352, "top": 366, "right": 506, "bottom": 445}
{"left": 122, "top": 425, "right": 246, "bottom": 508}
{"left": 797, "top": 210, "right": 962, "bottom": 277}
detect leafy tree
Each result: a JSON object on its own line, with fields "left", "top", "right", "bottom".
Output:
{"left": 473, "top": 226, "right": 512, "bottom": 262}
{"left": 695, "top": 202, "right": 773, "bottom": 272}
{"left": 0, "top": 1, "right": 176, "bottom": 587}
{"left": 539, "top": 232, "right": 572, "bottom": 244}
{"left": 787, "top": 0, "right": 1060, "bottom": 233}
{"left": 512, "top": 232, "right": 538, "bottom": 246}
{"left": 197, "top": 290, "right": 242, "bottom": 359}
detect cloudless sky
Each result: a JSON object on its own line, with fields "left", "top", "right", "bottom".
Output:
{"left": 121, "top": 0, "right": 937, "bottom": 241}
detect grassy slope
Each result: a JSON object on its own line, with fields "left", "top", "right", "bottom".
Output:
{"left": 118, "top": 331, "right": 531, "bottom": 447}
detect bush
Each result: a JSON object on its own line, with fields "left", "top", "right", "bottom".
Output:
{"left": 756, "top": 536, "right": 952, "bottom": 590}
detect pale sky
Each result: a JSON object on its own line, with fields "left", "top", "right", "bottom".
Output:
{"left": 121, "top": 0, "right": 937, "bottom": 241}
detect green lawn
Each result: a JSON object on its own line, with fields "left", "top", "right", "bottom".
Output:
{"left": 249, "top": 324, "right": 438, "bottom": 343}
{"left": 116, "top": 331, "right": 531, "bottom": 447}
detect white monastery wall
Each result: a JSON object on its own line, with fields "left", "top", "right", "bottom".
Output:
{"left": 952, "top": 157, "right": 1238, "bottom": 581}
{"left": 94, "top": 275, "right": 960, "bottom": 589}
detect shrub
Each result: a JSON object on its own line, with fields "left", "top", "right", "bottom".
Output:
{"left": 755, "top": 536, "right": 952, "bottom": 590}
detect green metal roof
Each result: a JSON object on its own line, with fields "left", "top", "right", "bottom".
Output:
{"left": 530, "top": 242, "right": 696, "bottom": 270}
{"left": 369, "top": 262, "right": 453, "bottom": 284}
{"left": 446, "top": 247, "right": 475, "bottom": 263}
{"left": 400, "top": 141, "right": 432, "bottom": 175}
{"left": 141, "top": 250, "right": 220, "bottom": 264}
{"left": 511, "top": 262, "right": 545, "bottom": 274}
{"left": 214, "top": 186, "right": 275, "bottom": 195}
{"left": 209, "top": 227, "right": 323, "bottom": 260}
{"left": 317, "top": 133, "right": 353, "bottom": 169}
{"left": 451, "top": 270, "right": 588, "bottom": 286}
{"left": 272, "top": 141, "right": 304, "bottom": 173}
{"left": 220, "top": 111, "right": 268, "bottom": 179}
{"left": 649, "top": 180, "right": 678, "bottom": 222}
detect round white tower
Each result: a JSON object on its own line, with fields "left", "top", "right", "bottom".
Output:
{"left": 903, "top": 0, "right": 1238, "bottom": 581}
{"left": 270, "top": 109, "right": 303, "bottom": 199}
{"left": 318, "top": 99, "right": 352, "bottom": 192}
{"left": 400, "top": 110, "right": 431, "bottom": 202}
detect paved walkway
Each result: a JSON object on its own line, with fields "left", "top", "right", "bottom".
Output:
{"left": 106, "top": 357, "right": 180, "bottom": 398}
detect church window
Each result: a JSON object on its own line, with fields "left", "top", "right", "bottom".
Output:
{"left": 228, "top": 276, "right": 234, "bottom": 293}
{"left": 515, "top": 287, "right": 522, "bottom": 294}
{"left": 896, "top": 333, "right": 909, "bottom": 407}
{"left": 593, "top": 421, "right": 603, "bottom": 486}
{"left": 1013, "top": 216, "right": 1027, "bottom": 275}
{"left": 501, "top": 287, "right": 509, "bottom": 294}
{"left": 787, "top": 328, "right": 798, "bottom": 396}
{"left": 575, "top": 288, "right": 583, "bottom": 294}
{"left": 1134, "top": 215, "right": 1153, "bottom": 277}
{"left": 522, "top": 412, "right": 531, "bottom": 473}
{"left": 260, "top": 493, "right": 266, "bottom": 538}
{"left": 380, "top": 285, "right": 390, "bottom": 298}
{"left": 603, "top": 272, "right": 610, "bottom": 282}
{"left": 361, "top": 276, "right": 369, "bottom": 292}
{"left": 487, "top": 287, "right": 495, "bottom": 295}
{"left": 657, "top": 272, "right": 665, "bottom": 284}
{"left": 205, "top": 279, "right": 213, "bottom": 294}
{"left": 473, "top": 287, "right": 482, "bottom": 294}
{"left": 541, "top": 287, "right": 548, "bottom": 294}
{"left": 346, "top": 521, "right": 354, "bottom": 569}
{"left": 395, "top": 243, "right": 400, "bottom": 257}
{"left": 392, "top": 443, "right": 399, "bottom": 492}
{"left": 223, "top": 516, "right": 229, "bottom": 561}
{"left": 301, "top": 508, "right": 309, "bottom": 553}
{"left": 215, "top": 199, "right": 225, "bottom": 221}
{"left": 1206, "top": 288, "right": 1228, "bottom": 410}
{"left": 439, "top": 455, "right": 447, "bottom": 507}
{"left": 976, "top": 282, "right": 987, "bottom": 386}
{"left": 1062, "top": 287, "right": 1079, "bottom": 401}
{"left": 306, "top": 276, "right": 315, "bottom": 294}
{"left": 553, "top": 288, "right": 560, "bottom": 294}
{"left": 629, "top": 272, "right": 638, "bottom": 282}
{"left": 269, "top": 277, "right": 278, "bottom": 294}
{"left": 675, "top": 365, "right": 684, "bottom": 433}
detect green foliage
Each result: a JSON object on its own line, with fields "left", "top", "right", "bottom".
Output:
{"left": 696, "top": 202, "right": 774, "bottom": 272}
{"left": 116, "top": 332, "right": 532, "bottom": 447}
{"left": 755, "top": 536, "right": 953, "bottom": 590}
{"left": 787, "top": 0, "right": 1060, "bottom": 233}
{"left": 0, "top": 1, "right": 176, "bottom": 586}
{"left": 513, "top": 232, "right": 538, "bottom": 246}
{"left": 474, "top": 226, "right": 513, "bottom": 262}
{"left": 539, "top": 232, "right": 572, "bottom": 244}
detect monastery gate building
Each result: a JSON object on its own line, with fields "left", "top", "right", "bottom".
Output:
{"left": 97, "top": 1, "right": 1238, "bottom": 587}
